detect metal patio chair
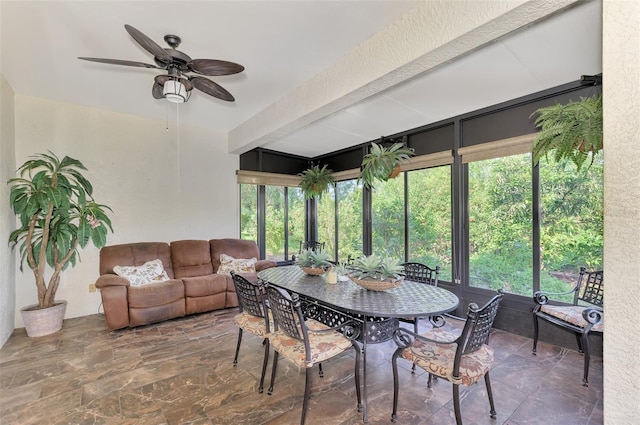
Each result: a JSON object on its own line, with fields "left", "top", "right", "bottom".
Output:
{"left": 392, "top": 290, "right": 503, "bottom": 425}
{"left": 533, "top": 266, "right": 604, "bottom": 386}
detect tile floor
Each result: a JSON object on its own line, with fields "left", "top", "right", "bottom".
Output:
{"left": 0, "top": 310, "right": 602, "bottom": 425}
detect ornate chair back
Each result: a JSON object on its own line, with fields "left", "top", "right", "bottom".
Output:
{"left": 458, "top": 292, "right": 503, "bottom": 357}
{"left": 402, "top": 262, "right": 439, "bottom": 285}
{"left": 576, "top": 269, "right": 604, "bottom": 307}
{"left": 299, "top": 240, "right": 325, "bottom": 253}
{"left": 231, "top": 272, "right": 269, "bottom": 328}
{"left": 266, "top": 285, "right": 307, "bottom": 342}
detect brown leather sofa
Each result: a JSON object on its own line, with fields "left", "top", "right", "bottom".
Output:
{"left": 96, "top": 238, "right": 276, "bottom": 331}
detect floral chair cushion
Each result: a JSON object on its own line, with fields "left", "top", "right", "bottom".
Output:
{"left": 268, "top": 319, "right": 353, "bottom": 368}
{"left": 540, "top": 305, "right": 604, "bottom": 332}
{"left": 234, "top": 312, "right": 273, "bottom": 338}
{"left": 402, "top": 339, "right": 494, "bottom": 386}
{"left": 421, "top": 319, "right": 465, "bottom": 343}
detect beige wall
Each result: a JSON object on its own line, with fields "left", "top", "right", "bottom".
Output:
{"left": 0, "top": 74, "right": 17, "bottom": 345}
{"left": 11, "top": 96, "right": 240, "bottom": 327}
{"left": 603, "top": 0, "right": 640, "bottom": 421}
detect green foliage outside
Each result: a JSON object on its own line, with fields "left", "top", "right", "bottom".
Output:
{"left": 468, "top": 154, "right": 603, "bottom": 300}
{"left": 265, "top": 186, "right": 286, "bottom": 259}
{"left": 317, "top": 184, "right": 336, "bottom": 258}
{"left": 336, "top": 180, "right": 363, "bottom": 261}
{"left": 372, "top": 176, "right": 405, "bottom": 259}
{"left": 240, "top": 184, "right": 257, "bottom": 241}
{"left": 407, "top": 168, "right": 452, "bottom": 281}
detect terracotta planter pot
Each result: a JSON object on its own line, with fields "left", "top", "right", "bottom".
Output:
{"left": 388, "top": 164, "right": 402, "bottom": 179}
{"left": 20, "top": 300, "right": 67, "bottom": 337}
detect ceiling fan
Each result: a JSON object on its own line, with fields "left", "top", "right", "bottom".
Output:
{"left": 79, "top": 24, "right": 244, "bottom": 103}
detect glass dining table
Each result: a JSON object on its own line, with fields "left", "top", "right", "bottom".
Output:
{"left": 257, "top": 265, "right": 460, "bottom": 423}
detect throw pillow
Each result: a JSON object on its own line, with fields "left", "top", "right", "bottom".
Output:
{"left": 217, "top": 253, "right": 257, "bottom": 275}
{"left": 113, "top": 259, "right": 170, "bottom": 286}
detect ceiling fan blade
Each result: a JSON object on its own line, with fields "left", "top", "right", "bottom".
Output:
{"left": 124, "top": 24, "right": 171, "bottom": 61}
{"left": 190, "top": 76, "right": 235, "bottom": 102}
{"left": 152, "top": 82, "right": 164, "bottom": 99}
{"left": 78, "top": 57, "right": 160, "bottom": 69}
{"left": 188, "top": 59, "right": 244, "bottom": 76}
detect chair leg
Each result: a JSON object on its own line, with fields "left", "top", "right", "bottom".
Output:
{"left": 427, "top": 373, "right": 433, "bottom": 388}
{"left": 259, "top": 339, "right": 270, "bottom": 394}
{"left": 575, "top": 332, "right": 584, "bottom": 354}
{"left": 233, "top": 328, "right": 243, "bottom": 366}
{"left": 452, "top": 384, "right": 463, "bottom": 425}
{"left": 581, "top": 332, "right": 591, "bottom": 386}
{"left": 300, "top": 368, "right": 312, "bottom": 425}
{"left": 268, "top": 351, "right": 279, "bottom": 395}
{"left": 532, "top": 314, "right": 539, "bottom": 355}
{"left": 485, "top": 372, "right": 497, "bottom": 419}
{"left": 318, "top": 362, "right": 323, "bottom": 378}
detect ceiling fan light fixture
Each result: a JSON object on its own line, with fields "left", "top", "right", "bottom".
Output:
{"left": 163, "top": 79, "right": 190, "bottom": 103}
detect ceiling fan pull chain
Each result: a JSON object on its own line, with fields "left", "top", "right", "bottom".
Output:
{"left": 177, "top": 104, "right": 181, "bottom": 192}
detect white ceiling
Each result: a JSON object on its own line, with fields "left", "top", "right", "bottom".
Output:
{"left": 1, "top": 1, "right": 602, "bottom": 158}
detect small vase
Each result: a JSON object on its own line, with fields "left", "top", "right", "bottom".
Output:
{"left": 20, "top": 300, "right": 67, "bottom": 337}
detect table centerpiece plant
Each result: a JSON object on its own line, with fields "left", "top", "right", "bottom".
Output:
{"left": 348, "top": 254, "right": 404, "bottom": 291}
{"left": 296, "top": 248, "right": 331, "bottom": 275}
{"left": 8, "top": 152, "right": 113, "bottom": 337}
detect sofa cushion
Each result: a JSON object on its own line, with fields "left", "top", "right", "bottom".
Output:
{"left": 113, "top": 259, "right": 170, "bottom": 286}
{"left": 217, "top": 253, "right": 257, "bottom": 275}
{"left": 100, "top": 242, "right": 174, "bottom": 279}
{"left": 171, "top": 240, "right": 214, "bottom": 278}
{"left": 210, "top": 239, "right": 260, "bottom": 273}
{"left": 182, "top": 274, "right": 228, "bottom": 298}
{"left": 128, "top": 279, "right": 184, "bottom": 309}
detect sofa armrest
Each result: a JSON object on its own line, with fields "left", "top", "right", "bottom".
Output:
{"left": 256, "top": 260, "right": 277, "bottom": 272}
{"left": 100, "top": 285, "right": 130, "bottom": 331}
{"left": 96, "top": 274, "right": 131, "bottom": 289}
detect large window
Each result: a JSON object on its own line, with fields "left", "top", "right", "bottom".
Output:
{"left": 372, "top": 176, "right": 405, "bottom": 259}
{"left": 288, "top": 187, "right": 305, "bottom": 258}
{"left": 337, "top": 179, "right": 362, "bottom": 262}
{"left": 539, "top": 156, "right": 603, "bottom": 300}
{"left": 238, "top": 80, "right": 603, "bottom": 309}
{"left": 468, "top": 154, "right": 533, "bottom": 296}
{"left": 407, "top": 166, "right": 452, "bottom": 281}
{"left": 316, "top": 184, "right": 336, "bottom": 259}
{"left": 240, "top": 184, "right": 257, "bottom": 241}
{"left": 265, "top": 186, "right": 286, "bottom": 260}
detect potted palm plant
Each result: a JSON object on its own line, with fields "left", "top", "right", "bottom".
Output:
{"left": 360, "top": 141, "right": 415, "bottom": 189}
{"left": 531, "top": 94, "right": 603, "bottom": 170}
{"left": 296, "top": 249, "right": 331, "bottom": 275}
{"left": 348, "top": 254, "right": 404, "bottom": 291}
{"left": 8, "top": 152, "right": 113, "bottom": 337}
{"left": 298, "top": 164, "right": 336, "bottom": 199}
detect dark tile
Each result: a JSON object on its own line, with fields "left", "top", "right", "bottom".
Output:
{"left": 0, "top": 311, "right": 603, "bottom": 425}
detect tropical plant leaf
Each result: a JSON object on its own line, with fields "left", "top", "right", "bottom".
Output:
{"left": 531, "top": 95, "right": 602, "bottom": 171}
